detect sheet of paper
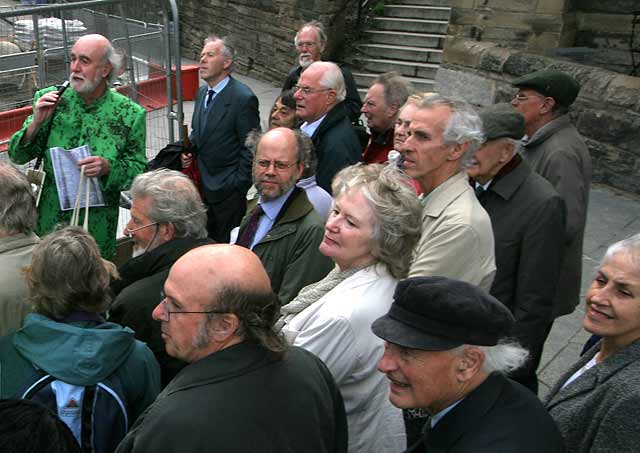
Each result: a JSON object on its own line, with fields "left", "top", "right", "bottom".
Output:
{"left": 49, "top": 145, "right": 105, "bottom": 211}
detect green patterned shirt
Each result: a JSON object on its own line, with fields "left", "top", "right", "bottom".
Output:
{"left": 9, "top": 86, "right": 146, "bottom": 260}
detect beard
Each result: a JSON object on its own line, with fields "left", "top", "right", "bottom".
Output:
{"left": 70, "top": 72, "right": 103, "bottom": 94}
{"left": 255, "top": 174, "right": 297, "bottom": 202}
{"left": 298, "top": 53, "right": 314, "bottom": 68}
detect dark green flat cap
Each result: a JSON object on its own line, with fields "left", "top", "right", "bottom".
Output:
{"left": 512, "top": 69, "right": 580, "bottom": 107}
{"left": 479, "top": 103, "right": 525, "bottom": 141}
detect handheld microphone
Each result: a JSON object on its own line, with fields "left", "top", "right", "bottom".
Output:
{"left": 387, "top": 150, "right": 405, "bottom": 169}
{"left": 56, "top": 80, "right": 70, "bottom": 98}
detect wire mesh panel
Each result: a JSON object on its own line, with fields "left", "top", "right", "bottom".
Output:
{"left": 0, "top": 0, "right": 186, "bottom": 158}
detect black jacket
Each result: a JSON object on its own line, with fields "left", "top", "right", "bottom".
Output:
{"left": 116, "top": 343, "right": 349, "bottom": 453}
{"left": 411, "top": 372, "right": 565, "bottom": 452}
{"left": 283, "top": 64, "right": 362, "bottom": 123}
{"left": 109, "top": 237, "right": 213, "bottom": 387}
{"left": 310, "top": 102, "right": 362, "bottom": 193}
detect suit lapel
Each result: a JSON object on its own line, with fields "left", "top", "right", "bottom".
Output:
{"left": 201, "top": 78, "right": 233, "bottom": 139}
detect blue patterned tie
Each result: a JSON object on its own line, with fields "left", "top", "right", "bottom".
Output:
{"left": 204, "top": 89, "right": 215, "bottom": 109}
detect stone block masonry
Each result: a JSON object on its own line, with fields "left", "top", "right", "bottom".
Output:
{"left": 176, "top": 0, "right": 357, "bottom": 86}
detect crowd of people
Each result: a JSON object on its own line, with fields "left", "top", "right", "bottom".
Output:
{"left": 0, "top": 18, "right": 637, "bottom": 453}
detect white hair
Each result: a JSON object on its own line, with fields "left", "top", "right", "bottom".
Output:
{"left": 316, "top": 61, "right": 346, "bottom": 102}
{"left": 454, "top": 340, "right": 529, "bottom": 374}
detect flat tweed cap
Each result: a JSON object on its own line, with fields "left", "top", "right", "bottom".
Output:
{"left": 512, "top": 69, "right": 580, "bottom": 107}
{"left": 479, "top": 103, "right": 525, "bottom": 141}
{"left": 371, "top": 276, "right": 515, "bottom": 351}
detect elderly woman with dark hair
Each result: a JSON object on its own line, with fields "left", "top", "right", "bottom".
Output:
{"left": 0, "top": 227, "right": 160, "bottom": 450}
{"left": 546, "top": 233, "right": 640, "bottom": 452}
{"left": 280, "top": 163, "right": 422, "bottom": 453}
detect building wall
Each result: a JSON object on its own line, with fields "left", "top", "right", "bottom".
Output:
{"left": 177, "top": 0, "right": 356, "bottom": 85}
{"left": 438, "top": 1, "right": 640, "bottom": 194}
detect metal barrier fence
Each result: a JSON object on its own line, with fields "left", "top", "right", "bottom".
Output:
{"left": 0, "top": 0, "right": 190, "bottom": 160}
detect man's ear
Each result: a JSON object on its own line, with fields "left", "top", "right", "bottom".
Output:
{"left": 455, "top": 346, "right": 485, "bottom": 382}
{"left": 540, "top": 96, "right": 556, "bottom": 116}
{"left": 101, "top": 62, "right": 112, "bottom": 80}
{"left": 209, "top": 313, "right": 241, "bottom": 342}
{"left": 448, "top": 142, "right": 468, "bottom": 161}
{"left": 222, "top": 58, "right": 232, "bottom": 71}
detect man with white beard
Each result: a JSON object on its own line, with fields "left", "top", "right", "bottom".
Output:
{"left": 109, "top": 169, "right": 213, "bottom": 387}
{"left": 281, "top": 21, "right": 362, "bottom": 123}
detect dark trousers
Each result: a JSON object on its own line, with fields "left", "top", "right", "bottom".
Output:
{"left": 205, "top": 191, "right": 247, "bottom": 243}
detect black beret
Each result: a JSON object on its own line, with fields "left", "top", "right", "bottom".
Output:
{"left": 512, "top": 69, "right": 580, "bottom": 107}
{"left": 371, "top": 276, "right": 514, "bottom": 350}
{"left": 479, "top": 103, "right": 525, "bottom": 141}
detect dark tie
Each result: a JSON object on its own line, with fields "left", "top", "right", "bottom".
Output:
{"left": 403, "top": 416, "right": 432, "bottom": 452}
{"left": 475, "top": 184, "right": 486, "bottom": 199}
{"left": 236, "top": 204, "right": 264, "bottom": 249}
{"left": 204, "top": 89, "right": 215, "bottom": 109}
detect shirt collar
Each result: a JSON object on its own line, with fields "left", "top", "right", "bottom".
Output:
{"left": 258, "top": 186, "right": 295, "bottom": 220}
{"left": 209, "top": 76, "right": 230, "bottom": 94}
{"left": 300, "top": 114, "right": 327, "bottom": 137}
{"left": 431, "top": 398, "right": 464, "bottom": 427}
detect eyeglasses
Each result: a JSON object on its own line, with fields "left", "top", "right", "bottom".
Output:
{"left": 512, "top": 93, "right": 545, "bottom": 102}
{"left": 158, "top": 292, "right": 226, "bottom": 321}
{"left": 255, "top": 159, "right": 298, "bottom": 171}
{"left": 293, "top": 85, "right": 332, "bottom": 97}
{"left": 295, "top": 41, "right": 317, "bottom": 49}
{"left": 124, "top": 222, "right": 158, "bottom": 236}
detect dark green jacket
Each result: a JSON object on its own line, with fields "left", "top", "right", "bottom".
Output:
{"left": 239, "top": 188, "right": 332, "bottom": 305}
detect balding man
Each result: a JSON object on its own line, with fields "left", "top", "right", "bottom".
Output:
{"left": 116, "top": 245, "right": 348, "bottom": 453}
{"left": 9, "top": 34, "right": 146, "bottom": 260}
{"left": 283, "top": 21, "right": 362, "bottom": 123}
{"left": 235, "top": 128, "right": 332, "bottom": 305}
{"left": 0, "top": 163, "right": 39, "bottom": 336}
{"left": 294, "top": 61, "right": 361, "bottom": 193}
{"left": 361, "top": 72, "right": 412, "bottom": 164}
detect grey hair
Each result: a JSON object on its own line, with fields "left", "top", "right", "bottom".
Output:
{"left": 373, "top": 71, "right": 413, "bottom": 110}
{"left": 245, "top": 128, "right": 313, "bottom": 173}
{"left": 103, "top": 42, "right": 124, "bottom": 85}
{"left": 316, "top": 61, "right": 346, "bottom": 102}
{"left": 130, "top": 169, "right": 207, "bottom": 239}
{"left": 204, "top": 35, "right": 235, "bottom": 71}
{"left": 454, "top": 340, "right": 529, "bottom": 374}
{"left": 331, "top": 163, "right": 422, "bottom": 279}
{"left": 416, "top": 94, "right": 485, "bottom": 164}
{"left": 0, "top": 163, "right": 37, "bottom": 235}
{"left": 601, "top": 233, "right": 640, "bottom": 269}
{"left": 206, "top": 284, "right": 288, "bottom": 360}
{"left": 294, "top": 20, "right": 327, "bottom": 48}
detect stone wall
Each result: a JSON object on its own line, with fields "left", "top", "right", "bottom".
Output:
{"left": 176, "top": 0, "right": 358, "bottom": 85}
{"left": 438, "top": 1, "right": 640, "bottom": 194}
{"left": 436, "top": 40, "right": 640, "bottom": 194}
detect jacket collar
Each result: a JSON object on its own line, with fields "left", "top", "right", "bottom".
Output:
{"left": 0, "top": 232, "right": 39, "bottom": 254}
{"left": 311, "top": 102, "right": 350, "bottom": 142}
{"left": 484, "top": 155, "right": 531, "bottom": 202}
{"left": 524, "top": 115, "right": 571, "bottom": 148}
{"left": 546, "top": 340, "right": 640, "bottom": 409}
{"left": 113, "top": 237, "right": 214, "bottom": 294}
{"left": 422, "top": 172, "right": 470, "bottom": 218}
{"left": 244, "top": 187, "right": 314, "bottom": 229}
{"left": 427, "top": 372, "right": 507, "bottom": 451}
{"left": 160, "top": 342, "right": 276, "bottom": 397}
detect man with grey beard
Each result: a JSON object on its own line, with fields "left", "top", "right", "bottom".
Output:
{"left": 109, "top": 169, "right": 213, "bottom": 387}
{"left": 234, "top": 127, "right": 332, "bottom": 304}
{"left": 282, "top": 20, "right": 362, "bottom": 123}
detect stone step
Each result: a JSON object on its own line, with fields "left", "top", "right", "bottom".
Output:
{"left": 353, "top": 57, "right": 439, "bottom": 79}
{"left": 387, "top": 0, "right": 451, "bottom": 6}
{"left": 353, "top": 71, "right": 436, "bottom": 92}
{"left": 385, "top": 5, "right": 451, "bottom": 21}
{"left": 372, "top": 16, "right": 449, "bottom": 34}
{"left": 362, "top": 30, "right": 446, "bottom": 49}
{"left": 357, "top": 43, "right": 443, "bottom": 64}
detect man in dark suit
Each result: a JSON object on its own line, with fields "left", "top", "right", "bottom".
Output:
{"left": 372, "top": 276, "right": 565, "bottom": 452}
{"left": 468, "top": 104, "right": 566, "bottom": 394}
{"left": 183, "top": 35, "right": 260, "bottom": 242}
